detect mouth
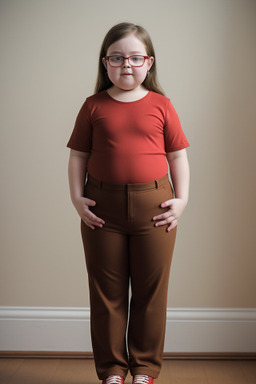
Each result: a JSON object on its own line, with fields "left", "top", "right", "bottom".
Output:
{"left": 121, "top": 73, "right": 132, "bottom": 76}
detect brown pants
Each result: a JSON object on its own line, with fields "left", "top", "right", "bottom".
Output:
{"left": 81, "top": 174, "right": 177, "bottom": 380}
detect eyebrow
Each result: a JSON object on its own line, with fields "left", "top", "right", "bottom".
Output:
{"left": 107, "top": 51, "right": 145, "bottom": 55}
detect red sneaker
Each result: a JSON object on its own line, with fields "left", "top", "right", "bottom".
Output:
{"left": 102, "top": 376, "right": 124, "bottom": 384}
{"left": 133, "top": 375, "right": 154, "bottom": 384}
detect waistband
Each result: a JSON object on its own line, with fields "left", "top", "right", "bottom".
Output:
{"left": 87, "top": 174, "right": 169, "bottom": 191}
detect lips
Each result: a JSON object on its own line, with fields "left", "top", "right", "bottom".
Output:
{"left": 121, "top": 73, "right": 132, "bottom": 75}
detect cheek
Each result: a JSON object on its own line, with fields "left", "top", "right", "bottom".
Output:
{"left": 106, "top": 67, "right": 118, "bottom": 81}
{"left": 134, "top": 68, "right": 148, "bottom": 80}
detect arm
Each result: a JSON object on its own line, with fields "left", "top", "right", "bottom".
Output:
{"left": 68, "top": 149, "right": 105, "bottom": 230}
{"left": 153, "top": 149, "right": 190, "bottom": 232}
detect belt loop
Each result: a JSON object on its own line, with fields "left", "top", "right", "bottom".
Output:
{"left": 155, "top": 180, "right": 158, "bottom": 189}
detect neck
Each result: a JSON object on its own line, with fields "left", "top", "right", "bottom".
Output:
{"left": 106, "top": 85, "right": 149, "bottom": 102}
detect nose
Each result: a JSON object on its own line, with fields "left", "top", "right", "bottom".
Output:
{"left": 122, "top": 58, "right": 130, "bottom": 67}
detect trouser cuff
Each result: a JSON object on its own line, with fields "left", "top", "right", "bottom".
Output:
{"left": 98, "top": 367, "right": 128, "bottom": 380}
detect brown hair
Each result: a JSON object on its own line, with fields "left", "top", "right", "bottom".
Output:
{"left": 94, "top": 22, "right": 165, "bottom": 95}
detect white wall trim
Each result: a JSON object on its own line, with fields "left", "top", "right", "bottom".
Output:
{"left": 0, "top": 307, "right": 256, "bottom": 352}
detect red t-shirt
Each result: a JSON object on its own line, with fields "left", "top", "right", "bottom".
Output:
{"left": 67, "top": 90, "right": 189, "bottom": 184}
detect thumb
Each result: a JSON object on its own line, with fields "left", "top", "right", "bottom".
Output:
{"left": 161, "top": 199, "right": 173, "bottom": 208}
{"left": 86, "top": 198, "right": 96, "bottom": 207}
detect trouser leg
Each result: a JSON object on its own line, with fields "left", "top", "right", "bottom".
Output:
{"left": 128, "top": 226, "right": 176, "bottom": 378}
{"left": 81, "top": 222, "right": 130, "bottom": 380}
{"left": 125, "top": 177, "right": 176, "bottom": 378}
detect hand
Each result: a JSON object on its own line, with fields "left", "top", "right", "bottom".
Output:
{"left": 73, "top": 197, "right": 105, "bottom": 230}
{"left": 153, "top": 198, "right": 187, "bottom": 232}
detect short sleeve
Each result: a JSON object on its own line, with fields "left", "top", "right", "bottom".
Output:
{"left": 67, "top": 99, "right": 92, "bottom": 152}
{"left": 164, "top": 100, "right": 189, "bottom": 152}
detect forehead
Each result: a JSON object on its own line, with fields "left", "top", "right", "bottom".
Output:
{"left": 107, "top": 33, "right": 147, "bottom": 55}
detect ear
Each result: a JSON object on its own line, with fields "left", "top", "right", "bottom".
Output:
{"left": 147, "top": 56, "right": 154, "bottom": 71}
{"left": 102, "top": 57, "right": 108, "bottom": 70}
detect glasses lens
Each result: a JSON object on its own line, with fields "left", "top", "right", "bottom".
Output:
{"left": 109, "top": 56, "right": 123, "bottom": 66}
{"left": 129, "top": 56, "right": 145, "bottom": 66}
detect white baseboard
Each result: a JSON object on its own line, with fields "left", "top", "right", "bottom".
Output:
{"left": 0, "top": 307, "right": 255, "bottom": 352}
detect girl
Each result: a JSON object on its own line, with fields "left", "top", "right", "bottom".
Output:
{"left": 67, "top": 22, "right": 190, "bottom": 384}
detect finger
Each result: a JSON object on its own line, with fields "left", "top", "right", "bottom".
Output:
{"left": 153, "top": 210, "right": 173, "bottom": 221}
{"left": 85, "top": 217, "right": 104, "bottom": 228}
{"left": 85, "top": 209, "right": 105, "bottom": 225}
{"left": 160, "top": 199, "right": 174, "bottom": 208}
{"left": 84, "top": 216, "right": 104, "bottom": 229}
{"left": 83, "top": 220, "right": 95, "bottom": 230}
{"left": 154, "top": 216, "right": 175, "bottom": 227}
{"left": 82, "top": 212, "right": 104, "bottom": 228}
{"left": 88, "top": 221, "right": 103, "bottom": 228}
{"left": 167, "top": 220, "right": 178, "bottom": 232}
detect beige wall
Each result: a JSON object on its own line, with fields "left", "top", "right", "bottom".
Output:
{"left": 0, "top": 0, "right": 255, "bottom": 309}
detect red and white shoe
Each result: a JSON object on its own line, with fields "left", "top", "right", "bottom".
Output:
{"left": 133, "top": 375, "right": 154, "bottom": 384}
{"left": 102, "top": 375, "right": 124, "bottom": 384}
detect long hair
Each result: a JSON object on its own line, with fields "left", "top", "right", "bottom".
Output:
{"left": 94, "top": 22, "right": 165, "bottom": 96}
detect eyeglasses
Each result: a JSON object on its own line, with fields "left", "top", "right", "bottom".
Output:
{"left": 104, "top": 55, "right": 149, "bottom": 67}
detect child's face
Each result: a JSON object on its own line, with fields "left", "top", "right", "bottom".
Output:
{"left": 103, "top": 33, "right": 154, "bottom": 92}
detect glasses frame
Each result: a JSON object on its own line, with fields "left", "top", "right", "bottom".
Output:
{"left": 104, "top": 55, "right": 149, "bottom": 68}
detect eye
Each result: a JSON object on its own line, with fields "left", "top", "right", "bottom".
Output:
{"left": 130, "top": 56, "right": 143, "bottom": 63}
{"left": 112, "top": 56, "right": 123, "bottom": 62}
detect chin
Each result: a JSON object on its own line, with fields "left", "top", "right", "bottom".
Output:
{"left": 121, "top": 82, "right": 141, "bottom": 90}
{"left": 118, "top": 85, "right": 136, "bottom": 91}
